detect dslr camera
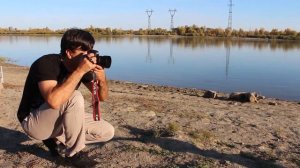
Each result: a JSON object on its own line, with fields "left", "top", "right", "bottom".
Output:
{"left": 86, "top": 50, "right": 111, "bottom": 68}
{"left": 81, "top": 50, "right": 112, "bottom": 82}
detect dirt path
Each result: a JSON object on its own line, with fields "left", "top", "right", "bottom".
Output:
{"left": 0, "top": 63, "right": 299, "bottom": 168}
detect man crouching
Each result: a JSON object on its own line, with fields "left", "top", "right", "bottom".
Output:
{"left": 17, "top": 28, "right": 114, "bottom": 167}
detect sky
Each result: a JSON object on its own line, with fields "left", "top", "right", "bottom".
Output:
{"left": 0, "top": 0, "right": 300, "bottom": 31}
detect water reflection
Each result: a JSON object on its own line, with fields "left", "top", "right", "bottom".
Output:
{"left": 224, "top": 40, "right": 232, "bottom": 80}
{"left": 2, "top": 35, "right": 298, "bottom": 51}
{"left": 1, "top": 35, "right": 300, "bottom": 100}
{"left": 144, "top": 37, "right": 176, "bottom": 64}
{"left": 225, "top": 46, "right": 231, "bottom": 79}
{"left": 79, "top": 36, "right": 299, "bottom": 101}
{"left": 0, "top": 35, "right": 60, "bottom": 44}
{"left": 146, "top": 38, "right": 152, "bottom": 63}
{"left": 94, "top": 36, "right": 300, "bottom": 51}
{"left": 169, "top": 39, "right": 175, "bottom": 64}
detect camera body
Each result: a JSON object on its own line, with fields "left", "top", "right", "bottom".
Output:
{"left": 87, "top": 50, "right": 112, "bottom": 68}
{"left": 81, "top": 50, "right": 112, "bottom": 82}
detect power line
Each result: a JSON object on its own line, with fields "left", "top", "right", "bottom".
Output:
{"left": 169, "top": 9, "right": 177, "bottom": 30}
{"left": 145, "top": 9, "right": 153, "bottom": 30}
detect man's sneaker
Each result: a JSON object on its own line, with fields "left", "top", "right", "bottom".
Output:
{"left": 42, "top": 138, "right": 59, "bottom": 157}
{"left": 65, "top": 151, "right": 98, "bottom": 168}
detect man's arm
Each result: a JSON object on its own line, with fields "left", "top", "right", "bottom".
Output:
{"left": 38, "top": 58, "right": 96, "bottom": 109}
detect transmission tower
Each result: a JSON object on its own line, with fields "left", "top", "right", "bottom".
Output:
{"left": 146, "top": 9, "right": 153, "bottom": 30}
{"left": 169, "top": 9, "right": 177, "bottom": 30}
{"left": 227, "top": 0, "right": 233, "bottom": 30}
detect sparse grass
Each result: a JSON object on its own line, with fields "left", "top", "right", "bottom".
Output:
{"left": 0, "top": 56, "right": 15, "bottom": 63}
{"left": 185, "top": 158, "right": 216, "bottom": 168}
{"left": 273, "top": 127, "right": 285, "bottom": 139}
{"left": 195, "top": 163, "right": 212, "bottom": 168}
{"left": 291, "top": 156, "right": 300, "bottom": 167}
{"left": 189, "top": 131, "right": 202, "bottom": 139}
{"left": 123, "top": 145, "right": 173, "bottom": 156}
{"left": 0, "top": 56, "right": 8, "bottom": 63}
{"left": 150, "top": 123, "right": 181, "bottom": 138}
{"left": 165, "top": 159, "right": 215, "bottom": 168}
{"left": 260, "top": 149, "right": 278, "bottom": 161}
{"left": 148, "top": 148, "right": 172, "bottom": 156}
{"left": 167, "top": 122, "right": 180, "bottom": 134}
{"left": 216, "top": 141, "right": 236, "bottom": 148}
{"left": 189, "top": 130, "right": 214, "bottom": 144}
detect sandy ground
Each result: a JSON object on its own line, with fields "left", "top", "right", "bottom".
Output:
{"left": 0, "top": 62, "right": 299, "bottom": 168}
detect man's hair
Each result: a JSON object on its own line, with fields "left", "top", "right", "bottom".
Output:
{"left": 60, "top": 29, "right": 95, "bottom": 55}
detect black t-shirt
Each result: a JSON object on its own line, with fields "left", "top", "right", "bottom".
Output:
{"left": 17, "top": 54, "right": 68, "bottom": 122}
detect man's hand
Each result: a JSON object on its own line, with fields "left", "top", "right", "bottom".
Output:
{"left": 82, "top": 53, "right": 109, "bottom": 101}
{"left": 94, "top": 65, "right": 106, "bottom": 83}
{"left": 93, "top": 65, "right": 108, "bottom": 101}
{"left": 75, "top": 55, "right": 97, "bottom": 76}
{"left": 85, "top": 52, "right": 107, "bottom": 84}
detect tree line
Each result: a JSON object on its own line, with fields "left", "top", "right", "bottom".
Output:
{"left": 0, "top": 25, "right": 300, "bottom": 40}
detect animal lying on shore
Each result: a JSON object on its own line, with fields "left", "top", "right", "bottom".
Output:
{"left": 229, "top": 92, "right": 264, "bottom": 103}
{"left": 203, "top": 90, "right": 265, "bottom": 103}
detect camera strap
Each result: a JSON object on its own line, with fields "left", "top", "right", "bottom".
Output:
{"left": 91, "top": 72, "right": 101, "bottom": 121}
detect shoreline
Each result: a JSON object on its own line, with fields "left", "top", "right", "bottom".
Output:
{"left": 109, "top": 80, "right": 300, "bottom": 103}
{"left": 0, "top": 32, "right": 300, "bottom": 42}
{"left": 1, "top": 62, "right": 299, "bottom": 103}
{"left": 2, "top": 33, "right": 300, "bottom": 42}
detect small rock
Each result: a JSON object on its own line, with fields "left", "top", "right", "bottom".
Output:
{"left": 125, "top": 107, "right": 136, "bottom": 112}
{"left": 268, "top": 102, "right": 278, "bottom": 106}
{"left": 137, "top": 85, "right": 149, "bottom": 89}
{"left": 194, "top": 92, "right": 202, "bottom": 97}
{"left": 203, "top": 90, "right": 217, "bottom": 99}
{"left": 200, "top": 118, "right": 210, "bottom": 124}
{"left": 258, "top": 145, "right": 267, "bottom": 151}
{"left": 141, "top": 110, "right": 156, "bottom": 117}
{"left": 245, "top": 144, "right": 252, "bottom": 148}
{"left": 219, "top": 160, "right": 228, "bottom": 165}
{"left": 257, "top": 95, "right": 266, "bottom": 100}
{"left": 229, "top": 102, "right": 239, "bottom": 105}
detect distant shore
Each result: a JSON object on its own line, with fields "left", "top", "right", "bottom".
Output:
{"left": 1, "top": 25, "right": 300, "bottom": 41}
{"left": 1, "top": 33, "right": 300, "bottom": 42}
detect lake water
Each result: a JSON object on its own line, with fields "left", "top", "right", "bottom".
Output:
{"left": 1, "top": 35, "right": 300, "bottom": 101}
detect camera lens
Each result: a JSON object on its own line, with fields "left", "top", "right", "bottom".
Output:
{"left": 97, "top": 56, "right": 111, "bottom": 68}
